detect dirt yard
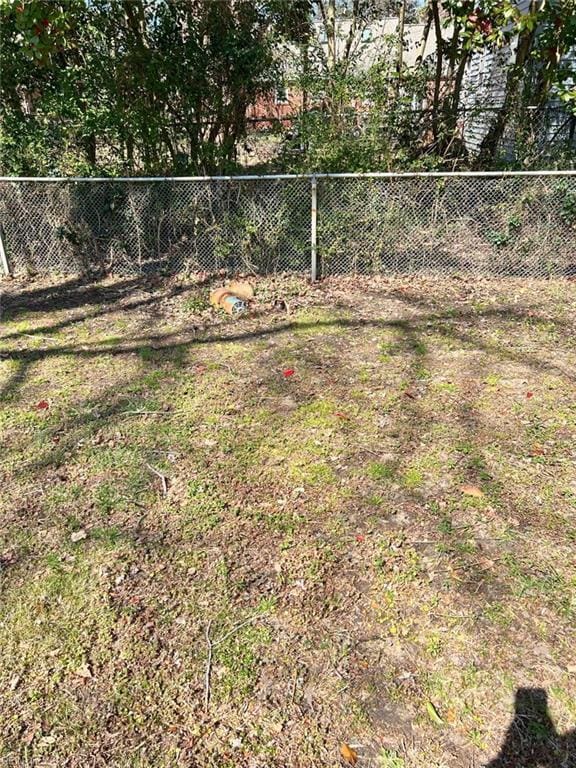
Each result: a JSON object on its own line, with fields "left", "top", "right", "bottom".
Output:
{"left": 1, "top": 273, "right": 575, "bottom": 768}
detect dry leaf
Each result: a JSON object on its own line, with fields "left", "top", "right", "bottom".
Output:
{"left": 21, "top": 726, "right": 38, "bottom": 745}
{"left": 340, "top": 743, "right": 358, "bottom": 765}
{"left": 445, "top": 707, "right": 457, "bottom": 724}
{"left": 70, "top": 529, "right": 87, "bottom": 543}
{"left": 73, "top": 663, "right": 93, "bottom": 680}
{"left": 460, "top": 484, "right": 484, "bottom": 498}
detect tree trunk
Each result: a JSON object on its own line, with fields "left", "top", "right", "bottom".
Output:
{"left": 450, "top": 50, "right": 469, "bottom": 119}
{"left": 342, "top": 0, "right": 359, "bottom": 76}
{"left": 326, "top": 0, "right": 336, "bottom": 73}
{"left": 476, "top": 13, "right": 537, "bottom": 165}
{"left": 301, "top": 41, "right": 308, "bottom": 116}
{"left": 430, "top": 0, "right": 444, "bottom": 143}
{"left": 84, "top": 133, "right": 97, "bottom": 167}
{"left": 415, "top": 4, "right": 432, "bottom": 67}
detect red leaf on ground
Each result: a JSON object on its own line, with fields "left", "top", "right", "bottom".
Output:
{"left": 34, "top": 400, "right": 49, "bottom": 410}
{"left": 526, "top": 391, "right": 534, "bottom": 399}
{"left": 282, "top": 369, "right": 295, "bottom": 378}
{"left": 355, "top": 534, "right": 365, "bottom": 543}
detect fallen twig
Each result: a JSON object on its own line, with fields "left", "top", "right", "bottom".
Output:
{"left": 146, "top": 463, "right": 168, "bottom": 496}
{"left": 213, "top": 612, "right": 270, "bottom": 648}
{"left": 204, "top": 619, "right": 213, "bottom": 713}
{"left": 203, "top": 612, "right": 270, "bottom": 714}
{"left": 22, "top": 333, "right": 60, "bottom": 342}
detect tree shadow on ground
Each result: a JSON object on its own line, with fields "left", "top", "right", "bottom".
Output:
{"left": 1, "top": 278, "right": 575, "bottom": 766}
{"left": 486, "top": 689, "right": 575, "bottom": 768}
{"left": 2, "top": 300, "right": 574, "bottom": 385}
{"left": 0, "top": 273, "right": 218, "bottom": 320}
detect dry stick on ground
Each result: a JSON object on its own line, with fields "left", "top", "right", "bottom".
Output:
{"left": 204, "top": 620, "right": 213, "bottom": 713}
{"left": 203, "top": 612, "right": 271, "bottom": 714}
{"left": 22, "top": 333, "right": 60, "bottom": 342}
{"left": 146, "top": 463, "right": 168, "bottom": 496}
{"left": 119, "top": 409, "right": 195, "bottom": 418}
{"left": 213, "top": 613, "right": 270, "bottom": 648}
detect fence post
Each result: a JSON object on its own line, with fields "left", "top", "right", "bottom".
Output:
{"left": 310, "top": 174, "right": 318, "bottom": 281}
{"left": 0, "top": 226, "right": 9, "bottom": 276}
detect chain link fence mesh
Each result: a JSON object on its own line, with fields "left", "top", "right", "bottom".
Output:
{"left": 1, "top": 173, "right": 575, "bottom": 279}
{"left": 0, "top": 177, "right": 311, "bottom": 276}
{"left": 318, "top": 175, "right": 576, "bottom": 278}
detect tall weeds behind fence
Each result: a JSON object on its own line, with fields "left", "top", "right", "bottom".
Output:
{"left": 1, "top": 172, "right": 575, "bottom": 278}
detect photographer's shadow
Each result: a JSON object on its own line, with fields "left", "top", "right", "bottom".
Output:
{"left": 486, "top": 688, "right": 575, "bottom": 767}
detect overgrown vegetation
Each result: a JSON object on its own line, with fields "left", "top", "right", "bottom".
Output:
{"left": 1, "top": 0, "right": 574, "bottom": 176}
{"left": 280, "top": 0, "right": 576, "bottom": 171}
{"left": 0, "top": 0, "right": 309, "bottom": 175}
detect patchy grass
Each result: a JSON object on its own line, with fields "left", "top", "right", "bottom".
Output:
{"left": 1, "top": 273, "right": 575, "bottom": 767}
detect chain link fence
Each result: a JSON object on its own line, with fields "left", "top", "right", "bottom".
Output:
{"left": 0, "top": 172, "right": 575, "bottom": 279}
{"left": 0, "top": 177, "right": 310, "bottom": 277}
{"left": 318, "top": 174, "right": 576, "bottom": 277}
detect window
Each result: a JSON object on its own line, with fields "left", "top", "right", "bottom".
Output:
{"left": 275, "top": 84, "right": 289, "bottom": 104}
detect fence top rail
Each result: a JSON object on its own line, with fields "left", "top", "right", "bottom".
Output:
{"left": 0, "top": 170, "right": 575, "bottom": 183}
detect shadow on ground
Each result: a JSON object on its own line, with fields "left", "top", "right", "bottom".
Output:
{"left": 487, "top": 689, "right": 575, "bottom": 768}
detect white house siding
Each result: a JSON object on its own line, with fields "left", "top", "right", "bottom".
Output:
{"left": 461, "top": 45, "right": 512, "bottom": 155}
{"left": 310, "top": 18, "right": 438, "bottom": 71}
{"left": 460, "top": 0, "right": 575, "bottom": 156}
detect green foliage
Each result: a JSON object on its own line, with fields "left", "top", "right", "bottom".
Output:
{"left": 560, "top": 191, "right": 576, "bottom": 227}
{"left": 368, "top": 461, "right": 395, "bottom": 481}
{"left": 1, "top": 0, "right": 573, "bottom": 175}
{"left": 281, "top": 0, "right": 575, "bottom": 172}
{"left": 0, "top": 0, "right": 309, "bottom": 175}
{"left": 284, "top": 33, "right": 430, "bottom": 172}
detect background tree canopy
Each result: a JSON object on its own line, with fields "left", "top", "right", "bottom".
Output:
{"left": 0, "top": 0, "right": 574, "bottom": 176}
{"left": 0, "top": 0, "right": 310, "bottom": 175}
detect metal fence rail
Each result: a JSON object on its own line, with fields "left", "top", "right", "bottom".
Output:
{"left": 0, "top": 172, "right": 575, "bottom": 279}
